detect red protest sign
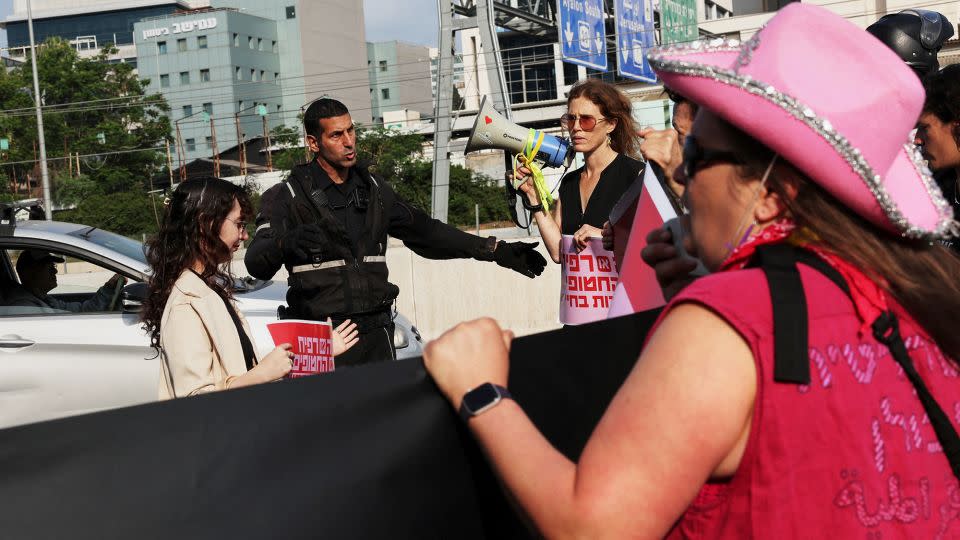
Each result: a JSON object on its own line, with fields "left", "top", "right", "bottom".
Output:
{"left": 266, "top": 320, "right": 334, "bottom": 378}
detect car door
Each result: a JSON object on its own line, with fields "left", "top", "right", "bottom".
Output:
{"left": 0, "top": 245, "right": 157, "bottom": 429}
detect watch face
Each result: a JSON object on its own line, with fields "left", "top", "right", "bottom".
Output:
{"left": 463, "top": 383, "right": 500, "bottom": 415}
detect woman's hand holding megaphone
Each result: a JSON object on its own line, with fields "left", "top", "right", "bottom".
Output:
{"left": 512, "top": 165, "right": 541, "bottom": 207}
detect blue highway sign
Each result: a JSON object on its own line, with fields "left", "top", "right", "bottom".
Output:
{"left": 557, "top": 0, "right": 608, "bottom": 71}
{"left": 614, "top": 0, "right": 657, "bottom": 83}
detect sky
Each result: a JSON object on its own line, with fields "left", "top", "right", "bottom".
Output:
{"left": 0, "top": 0, "right": 440, "bottom": 50}
{"left": 362, "top": 0, "right": 439, "bottom": 47}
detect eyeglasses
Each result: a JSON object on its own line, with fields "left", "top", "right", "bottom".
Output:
{"left": 227, "top": 217, "right": 247, "bottom": 232}
{"left": 682, "top": 136, "right": 744, "bottom": 179}
{"left": 560, "top": 113, "right": 607, "bottom": 131}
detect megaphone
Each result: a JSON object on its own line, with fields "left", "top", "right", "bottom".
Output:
{"left": 465, "top": 96, "right": 572, "bottom": 168}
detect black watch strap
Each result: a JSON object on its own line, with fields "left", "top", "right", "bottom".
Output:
{"left": 458, "top": 383, "right": 512, "bottom": 422}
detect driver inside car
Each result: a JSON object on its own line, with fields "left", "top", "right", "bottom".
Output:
{"left": 5, "top": 250, "right": 125, "bottom": 313}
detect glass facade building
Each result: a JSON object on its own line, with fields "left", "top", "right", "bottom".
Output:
{"left": 5, "top": 5, "right": 181, "bottom": 47}
{"left": 2, "top": 1, "right": 191, "bottom": 65}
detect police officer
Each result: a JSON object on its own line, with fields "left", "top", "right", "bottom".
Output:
{"left": 866, "top": 9, "right": 954, "bottom": 78}
{"left": 245, "top": 98, "right": 548, "bottom": 366}
{"left": 868, "top": 10, "right": 958, "bottom": 254}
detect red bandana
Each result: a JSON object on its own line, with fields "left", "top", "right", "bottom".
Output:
{"left": 719, "top": 220, "right": 890, "bottom": 335}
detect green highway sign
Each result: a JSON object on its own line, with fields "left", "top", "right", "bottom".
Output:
{"left": 660, "top": 0, "right": 698, "bottom": 45}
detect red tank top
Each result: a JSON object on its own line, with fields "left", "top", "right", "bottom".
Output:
{"left": 662, "top": 266, "right": 960, "bottom": 539}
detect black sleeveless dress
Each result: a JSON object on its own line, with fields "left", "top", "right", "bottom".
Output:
{"left": 557, "top": 153, "right": 643, "bottom": 235}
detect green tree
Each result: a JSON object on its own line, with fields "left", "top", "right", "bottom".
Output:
{"left": 0, "top": 38, "right": 170, "bottom": 232}
{"left": 357, "top": 127, "right": 509, "bottom": 227}
{"left": 269, "top": 124, "right": 307, "bottom": 171}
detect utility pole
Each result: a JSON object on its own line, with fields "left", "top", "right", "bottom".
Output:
{"left": 65, "top": 136, "right": 71, "bottom": 177}
{"left": 262, "top": 116, "right": 272, "bottom": 172}
{"left": 175, "top": 121, "right": 186, "bottom": 182}
{"left": 209, "top": 115, "right": 220, "bottom": 178}
{"left": 432, "top": 0, "right": 533, "bottom": 224}
{"left": 26, "top": 0, "right": 52, "bottom": 219}
{"left": 165, "top": 139, "right": 174, "bottom": 187}
{"left": 302, "top": 119, "right": 310, "bottom": 163}
{"left": 234, "top": 113, "right": 247, "bottom": 176}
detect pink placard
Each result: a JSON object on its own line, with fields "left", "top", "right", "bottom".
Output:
{"left": 559, "top": 235, "right": 619, "bottom": 325}
{"left": 266, "top": 319, "right": 334, "bottom": 378}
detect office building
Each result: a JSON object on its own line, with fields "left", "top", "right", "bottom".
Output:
{"left": 135, "top": 7, "right": 282, "bottom": 164}
{"left": 367, "top": 40, "right": 433, "bottom": 126}
{"left": 429, "top": 46, "right": 464, "bottom": 101}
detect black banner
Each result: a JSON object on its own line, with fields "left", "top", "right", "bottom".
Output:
{"left": 0, "top": 309, "right": 661, "bottom": 539}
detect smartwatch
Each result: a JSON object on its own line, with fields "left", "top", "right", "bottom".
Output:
{"left": 458, "top": 383, "right": 512, "bottom": 422}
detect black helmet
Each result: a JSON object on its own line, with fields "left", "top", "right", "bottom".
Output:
{"left": 867, "top": 9, "right": 954, "bottom": 78}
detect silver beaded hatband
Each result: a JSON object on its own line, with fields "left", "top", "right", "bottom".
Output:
{"left": 648, "top": 38, "right": 956, "bottom": 240}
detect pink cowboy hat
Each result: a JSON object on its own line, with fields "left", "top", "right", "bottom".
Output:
{"left": 647, "top": 3, "right": 955, "bottom": 239}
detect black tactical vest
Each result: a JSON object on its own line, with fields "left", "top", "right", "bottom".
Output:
{"left": 281, "top": 163, "right": 400, "bottom": 320}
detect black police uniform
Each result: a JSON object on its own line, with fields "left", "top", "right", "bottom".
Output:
{"left": 245, "top": 160, "right": 545, "bottom": 367}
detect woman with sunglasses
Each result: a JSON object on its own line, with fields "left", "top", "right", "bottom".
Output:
{"left": 514, "top": 79, "right": 642, "bottom": 261}
{"left": 142, "top": 178, "right": 359, "bottom": 399}
{"left": 422, "top": 5, "right": 960, "bottom": 538}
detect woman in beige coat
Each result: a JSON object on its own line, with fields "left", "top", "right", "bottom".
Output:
{"left": 142, "top": 178, "right": 358, "bottom": 399}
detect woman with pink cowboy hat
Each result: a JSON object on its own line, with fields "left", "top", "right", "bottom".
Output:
{"left": 421, "top": 4, "right": 960, "bottom": 538}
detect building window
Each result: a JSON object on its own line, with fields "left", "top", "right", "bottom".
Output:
{"left": 248, "top": 36, "right": 254, "bottom": 49}
{"left": 250, "top": 69, "right": 256, "bottom": 81}
{"left": 200, "top": 69, "right": 210, "bottom": 82}
{"left": 177, "top": 38, "right": 187, "bottom": 52}
{"left": 182, "top": 105, "right": 193, "bottom": 117}
{"left": 205, "top": 136, "right": 213, "bottom": 149}
{"left": 276, "top": 104, "right": 282, "bottom": 112}
{"left": 235, "top": 66, "right": 242, "bottom": 81}
{"left": 286, "top": 6, "right": 296, "bottom": 18}
{"left": 197, "top": 35, "right": 207, "bottom": 49}
{"left": 272, "top": 40, "right": 278, "bottom": 53}
{"left": 563, "top": 62, "right": 579, "bottom": 86}
{"left": 274, "top": 72, "right": 280, "bottom": 83}
{"left": 159, "top": 73, "right": 169, "bottom": 88}
{"left": 157, "top": 41, "right": 167, "bottom": 54}
{"left": 233, "top": 33, "right": 239, "bottom": 47}
{"left": 381, "top": 88, "right": 390, "bottom": 99}
{"left": 502, "top": 36, "right": 560, "bottom": 104}
{"left": 180, "top": 71, "right": 190, "bottom": 85}
{"left": 203, "top": 102, "right": 213, "bottom": 115}
{"left": 257, "top": 38, "right": 263, "bottom": 51}
{"left": 379, "top": 60, "right": 387, "bottom": 72}
{"left": 238, "top": 100, "right": 244, "bottom": 111}
{"left": 260, "top": 70, "right": 265, "bottom": 81}
{"left": 185, "top": 138, "right": 196, "bottom": 152}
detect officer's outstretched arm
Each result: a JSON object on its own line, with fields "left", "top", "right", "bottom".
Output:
{"left": 244, "top": 185, "right": 285, "bottom": 280}
{"left": 388, "top": 186, "right": 546, "bottom": 278}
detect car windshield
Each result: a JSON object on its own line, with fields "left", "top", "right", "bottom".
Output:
{"left": 67, "top": 227, "right": 147, "bottom": 266}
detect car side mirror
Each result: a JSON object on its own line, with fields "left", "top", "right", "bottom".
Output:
{"left": 121, "top": 282, "right": 148, "bottom": 313}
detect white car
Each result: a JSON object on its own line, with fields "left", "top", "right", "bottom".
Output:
{"left": 0, "top": 217, "right": 423, "bottom": 429}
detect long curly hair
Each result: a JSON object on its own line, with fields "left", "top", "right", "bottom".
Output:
{"left": 141, "top": 177, "right": 254, "bottom": 350}
{"left": 567, "top": 79, "right": 640, "bottom": 158}
{"left": 720, "top": 116, "right": 960, "bottom": 364}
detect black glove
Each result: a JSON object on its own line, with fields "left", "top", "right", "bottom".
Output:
{"left": 494, "top": 241, "right": 547, "bottom": 278}
{"left": 280, "top": 223, "right": 326, "bottom": 261}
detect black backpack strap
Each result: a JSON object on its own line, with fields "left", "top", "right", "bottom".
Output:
{"left": 754, "top": 245, "right": 850, "bottom": 384}
{"left": 753, "top": 244, "right": 960, "bottom": 482}
{"left": 872, "top": 312, "right": 960, "bottom": 481}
